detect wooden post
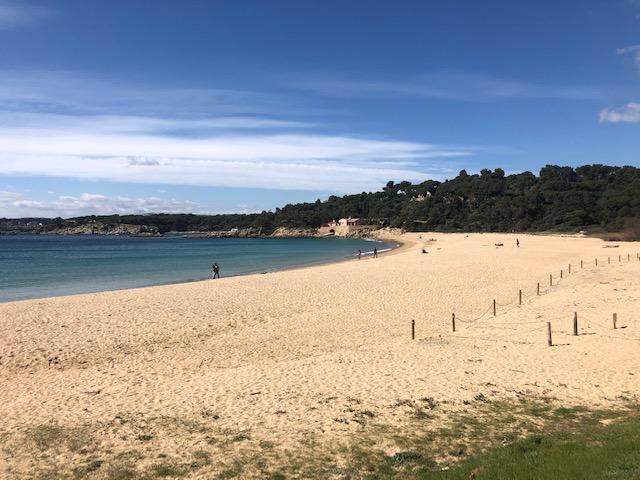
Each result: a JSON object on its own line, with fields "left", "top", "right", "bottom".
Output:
{"left": 493, "top": 299, "right": 496, "bottom": 316}
{"left": 613, "top": 313, "right": 617, "bottom": 330}
{"left": 547, "top": 322, "right": 552, "bottom": 347}
{"left": 550, "top": 274, "right": 553, "bottom": 286}
{"left": 581, "top": 260, "right": 583, "bottom": 269}
{"left": 628, "top": 254, "right": 631, "bottom": 261}
{"left": 608, "top": 256, "right": 610, "bottom": 264}
{"left": 619, "top": 255, "right": 621, "bottom": 263}
{"left": 568, "top": 264, "right": 571, "bottom": 274}
{"left": 537, "top": 282, "right": 540, "bottom": 295}
{"left": 573, "top": 312, "right": 578, "bottom": 336}
{"left": 452, "top": 313, "right": 456, "bottom": 332}
{"left": 560, "top": 269, "right": 563, "bottom": 279}
{"left": 519, "top": 289, "right": 522, "bottom": 305}
{"left": 595, "top": 258, "right": 598, "bottom": 266}
{"left": 411, "top": 319, "right": 415, "bottom": 339}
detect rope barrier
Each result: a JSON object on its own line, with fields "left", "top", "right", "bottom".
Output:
{"left": 444, "top": 250, "right": 639, "bottom": 343}
{"left": 455, "top": 305, "right": 494, "bottom": 325}
{"left": 468, "top": 319, "right": 545, "bottom": 327}
{"left": 581, "top": 317, "right": 640, "bottom": 342}
{"left": 452, "top": 323, "right": 545, "bottom": 343}
{"left": 450, "top": 335, "right": 533, "bottom": 345}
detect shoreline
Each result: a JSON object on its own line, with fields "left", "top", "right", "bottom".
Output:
{"left": 0, "top": 235, "right": 406, "bottom": 305}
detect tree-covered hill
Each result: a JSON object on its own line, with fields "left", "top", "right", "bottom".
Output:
{"left": 2, "top": 164, "right": 640, "bottom": 235}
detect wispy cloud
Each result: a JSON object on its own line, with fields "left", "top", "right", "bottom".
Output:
{"left": 1, "top": 112, "right": 313, "bottom": 134}
{"left": 617, "top": 45, "right": 640, "bottom": 73}
{"left": 288, "top": 72, "right": 607, "bottom": 102}
{"left": 0, "top": 127, "right": 469, "bottom": 192}
{"left": 599, "top": 102, "right": 640, "bottom": 123}
{"left": 0, "top": 70, "right": 299, "bottom": 117}
{"left": 0, "top": 191, "right": 207, "bottom": 218}
{"left": 0, "top": 1, "right": 49, "bottom": 30}
{"left": 0, "top": 70, "right": 472, "bottom": 193}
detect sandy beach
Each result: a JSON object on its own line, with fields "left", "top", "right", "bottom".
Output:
{"left": 2, "top": 232, "right": 640, "bottom": 478}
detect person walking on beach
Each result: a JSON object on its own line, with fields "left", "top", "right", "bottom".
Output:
{"left": 516, "top": 238, "right": 520, "bottom": 248}
{"left": 357, "top": 249, "right": 362, "bottom": 260}
{"left": 212, "top": 263, "right": 220, "bottom": 279}
{"left": 373, "top": 248, "right": 378, "bottom": 258}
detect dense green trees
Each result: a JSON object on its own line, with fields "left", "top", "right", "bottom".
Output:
{"left": 3, "top": 164, "right": 640, "bottom": 235}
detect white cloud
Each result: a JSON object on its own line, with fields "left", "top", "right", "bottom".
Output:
{"left": 0, "top": 1, "right": 49, "bottom": 30}
{"left": 288, "top": 72, "right": 607, "bottom": 102}
{"left": 599, "top": 102, "right": 640, "bottom": 123}
{"left": 0, "top": 70, "right": 473, "bottom": 195}
{"left": 617, "top": 45, "right": 640, "bottom": 72}
{"left": 0, "top": 191, "right": 207, "bottom": 218}
{"left": 0, "top": 111, "right": 470, "bottom": 192}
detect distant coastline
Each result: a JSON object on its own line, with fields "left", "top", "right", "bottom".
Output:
{"left": 4, "top": 164, "right": 640, "bottom": 240}
{"left": 0, "top": 220, "right": 403, "bottom": 240}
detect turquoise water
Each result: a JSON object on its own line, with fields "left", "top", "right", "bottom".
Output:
{"left": 0, "top": 235, "right": 393, "bottom": 303}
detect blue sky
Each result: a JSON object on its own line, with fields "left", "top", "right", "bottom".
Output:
{"left": 1, "top": 0, "right": 639, "bottom": 218}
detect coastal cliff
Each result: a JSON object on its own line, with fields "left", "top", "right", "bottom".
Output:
{"left": 0, "top": 221, "right": 386, "bottom": 238}
{"left": 51, "top": 222, "right": 161, "bottom": 236}
{"left": 181, "top": 226, "right": 381, "bottom": 238}
{"left": 269, "top": 227, "right": 319, "bottom": 237}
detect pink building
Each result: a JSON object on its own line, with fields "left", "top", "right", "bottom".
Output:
{"left": 327, "top": 217, "right": 362, "bottom": 227}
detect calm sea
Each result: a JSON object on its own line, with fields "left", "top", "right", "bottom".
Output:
{"left": 0, "top": 235, "right": 394, "bottom": 303}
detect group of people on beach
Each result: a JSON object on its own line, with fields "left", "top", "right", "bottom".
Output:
{"left": 212, "top": 238, "right": 515, "bottom": 277}
{"left": 357, "top": 248, "right": 378, "bottom": 260}
{"left": 212, "top": 246, "right": 381, "bottom": 278}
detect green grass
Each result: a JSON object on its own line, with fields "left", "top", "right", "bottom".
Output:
{"left": 340, "top": 408, "right": 640, "bottom": 480}
{"left": 323, "top": 399, "right": 640, "bottom": 480}
{"left": 414, "top": 414, "right": 640, "bottom": 479}
{"left": 8, "top": 400, "right": 640, "bottom": 479}
{"left": 148, "top": 462, "right": 186, "bottom": 478}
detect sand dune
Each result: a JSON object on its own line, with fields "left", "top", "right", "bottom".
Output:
{"left": 1, "top": 232, "right": 639, "bottom": 478}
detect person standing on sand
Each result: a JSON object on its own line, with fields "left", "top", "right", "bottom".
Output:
{"left": 373, "top": 248, "right": 378, "bottom": 258}
{"left": 212, "top": 263, "right": 220, "bottom": 279}
{"left": 357, "top": 249, "right": 362, "bottom": 260}
{"left": 516, "top": 238, "right": 520, "bottom": 248}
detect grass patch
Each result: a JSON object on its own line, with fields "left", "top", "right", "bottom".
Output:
{"left": 103, "top": 463, "right": 137, "bottom": 480}
{"left": 24, "top": 424, "right": 94, "bottom": 454}
{"left": 324, "top": 399, "right": 639, "bottom": 480}
{"left": 7, "top": 399, "right": 639, "bottom": 479}
{"left": 553, "top": 405, "right": 590, "bottom": 419}
{"left": 148, "top": 462, "right": 186, "bottom": 477}
{"left": 256, "top": 398, "right": 634, "bottom": 479}
{"left": 414, "top": 414, "right": 640, "bottom": 479}
{"left": 27, "top": 424, "right": 67, "bottom": 451}
{"left": 72, "top": 459, "right": 103, "bottom": 477}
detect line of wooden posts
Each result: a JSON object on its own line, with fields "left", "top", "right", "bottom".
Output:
{"left": 545, "top": 312, "right": 619, "bottom": 347}
{"left": 411, "top": 252, "right": 638, "bottom": 343}
{"left": 445, "top": 309, "right": 620, "bottom": 346}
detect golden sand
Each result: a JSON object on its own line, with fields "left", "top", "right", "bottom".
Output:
{"left": 1, "top": 232, "right": 639, "bottom": 477}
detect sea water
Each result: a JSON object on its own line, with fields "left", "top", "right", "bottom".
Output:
{"left": 0, "top": 235, "right": 394, "bottom": 302}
